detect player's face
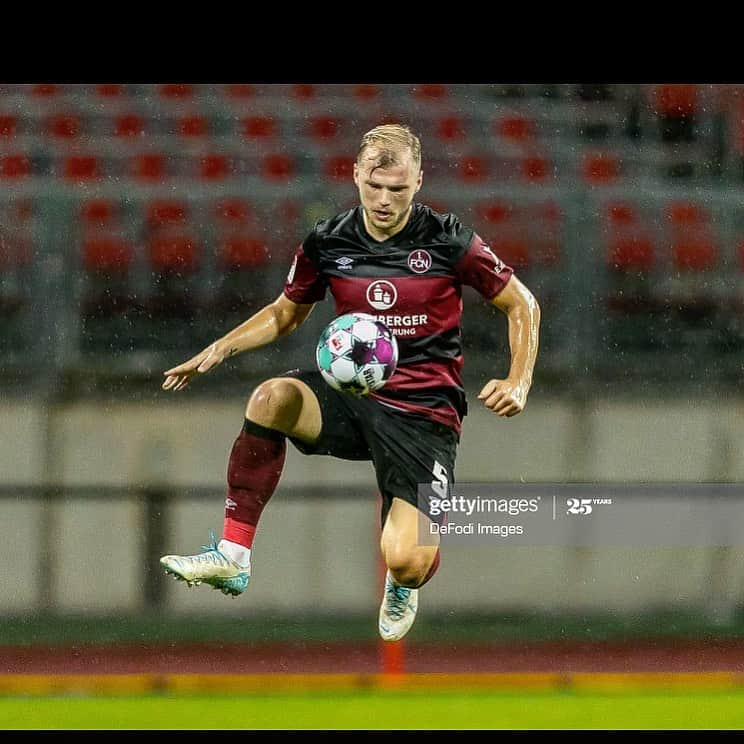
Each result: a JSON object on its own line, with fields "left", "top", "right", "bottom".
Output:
{"left": 353, "top": 148, "right": 422, "bottom": 239}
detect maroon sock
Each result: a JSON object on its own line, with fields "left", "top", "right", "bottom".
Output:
{"left": 222, "top": 419, "right": 286, "bottom": 549}
{"left": 416, "top": 549, "right": 441, "bottom": 587}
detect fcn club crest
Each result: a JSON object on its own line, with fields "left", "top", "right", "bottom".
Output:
{"left": 408, "top": 249, "right": 432, "bottom": 274}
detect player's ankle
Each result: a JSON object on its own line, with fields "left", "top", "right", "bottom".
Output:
{"left": 217, "top": 539, "right": 251, "bottom": 568}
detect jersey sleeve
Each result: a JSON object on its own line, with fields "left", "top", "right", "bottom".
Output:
{"left": 454, "top": 232, "right": 514, "bottom": 300}
{"left": 283, "top": 242, "right": 327, "bottom": 304}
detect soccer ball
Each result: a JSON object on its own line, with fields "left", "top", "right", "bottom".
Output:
{"left": 316, "top": 313, "right": 398, "bottom": 396}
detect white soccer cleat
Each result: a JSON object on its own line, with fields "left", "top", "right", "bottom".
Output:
{"left": 160, "top": 531, "right": 250, "bottom": 597}
{"left": 378, "top": 571, "right": 419, "bottom": 642}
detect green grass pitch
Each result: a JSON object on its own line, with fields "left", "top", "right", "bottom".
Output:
{"left": 2, "top": 690, "right": 744, "bottom": 730}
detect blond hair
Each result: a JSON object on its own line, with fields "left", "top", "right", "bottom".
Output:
{"left": 357, "top": 123, "right": 422, "bottom": 171}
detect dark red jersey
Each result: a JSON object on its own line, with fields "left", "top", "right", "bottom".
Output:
{"left": 283, "top": 203, "right": 514, "bottom": 435}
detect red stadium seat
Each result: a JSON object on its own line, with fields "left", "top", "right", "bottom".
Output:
{"left": 63, "top": 155, "right": 101, "bottom": 181}
{"left": 241, "top": 116, "right": 278, "bottom": 139}
{"left": 665, "top": 200, "right": 708, "bottom": 227}
{"left": 292, "top": 84, "right": 316, "bottom": 100}
{"left": 199, "top": 153, "right": 229, "bottom": 180}
{"left": 496, "top": 115, "right": 536, "bottom": 142}
{"left": 47, "top": 114, "right": 80, "bottom": 139}
{"left": 307, "top": 116, "right": 341, "bottom": 140}
{"left": 475, "top": 200, "right": 516, "bottom": 225}
{"left": 148, "top": 235, "right": 199, "bottom": 273}
{"left": 146, "top": 200, "right": 188, "bottom": 229}
{"left": 607, "top": 235, "right": 655, "bottom": 272}
{"left": 521, "top": 155, "right": 550, "bottom": 182}
{"left": 654, "top": 84, "right": 699, "bottom": 117}
{"left": 262, "top": 153, "right": 295, "bottom": 181}
{"left": 220, "top": 236, "right": 269, "bottom": 269}
{"left": 0, "top": 114, "right": 17, "bottom": 137}
{"left": 158, "top": 83, "right": 193, "bottom": 99}
{"left": 31, "top": 84, "right": 59, "bottom": 97}
{"left": 582, "top": 151, "right": 620, "bottom": 184}
{"left": 83, "top": 238, "right": 133, "bottom": 272}
{"left": 96, "top": 83, "right": 124, "bottom": 97}
{"left": 606, "top": 202, "right": 638, "bottom": 226}
{"left": 672, "top": 237, "right": 718, "bottom": 272}
{"left": 81, "top": 199, "right": 117, "bottom": 227}
{"left": 487, "top": 235, "right": 530, "bottom": 270}
{"left": 0, "top": 154, "right": 31, "bottom": 178}
{"left": 130, "top": 153, "right": 167, "bottom": 181}
{"left": 116, "top": 114, "right": 146, "bottom": 137}
{"left": 353, "top": 84, "right": 380, "bottom": 101}
{"left": 436, "top": 116, "right": 466, "bottom": 141}
{"left": 459, "top": 155, "right": 488, "bottom": 182}
{"left": 213, "top": 198, "right": 253, "bottom": 225}
{"left": 224, "top": 84, "right": 255, "bottom": 98}
{"left": 411, "top": 84, "right": 447, "bottom": 100}
{"left": 324, "top": 156, "right": 354, "bottom": 181}
{"left": 177, "top": 115, "right": 209, "bottom": 137}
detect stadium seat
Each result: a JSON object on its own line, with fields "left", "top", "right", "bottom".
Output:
{"left": 96, "top": 83, "right": 125, "bottom": 97}
{"left": 353, "top": 84, "right": 380, "bottom": 101}
{"left": 148, "top": 235, "right": 199, "bottom": 273}
{"left": 672, "top": 236, "right": 718, "bottom": 272}
{"left": 665, "top": 200, "right": 709, "bottom": 227}
{"left": 197, "top": 153, "right": 229, "bottom": 180}
{"left": 0, "top": 154, "right": 31, "bottom": 178}
{"left": 158, "top": 83, "right": 194, "bottom": 99}
{"left": 223, "top": 84, "right": 255, "bottom": 98}
{"left": 146, "top": 200, "right": 188, "bottom": 229}
{"left": 130, "top": 153, "right": 167, "bottom": 181}
{"left": 81, "top": 199, "right": 117, "bottom": 227}
{"left": 31, "top": 84, "right": 60, "bottom": 97}
{"left": 115, "top": 114, "right": 146, "bottom": 138}
{"left": 83, "top": 238, "right": 133, "bottom": 272}
{"left": 324, "top": 156, "right": 354, "bottom": 181}
{"left": 63, "top": 155, "right": 101, "bottom": 181}
{"left": 292, "top": 84, "right": 316, "bottom": 100}
{"left": 307, "top": 116, "right": 341, "bottom": 140}
{"left": 484, "top": 231, "right": 530, "bottom": 270}
{"left": 177, "top": 115, "right": 209, "bottom": 138}
{"left": 46, "top": 114, "right": 80, "bottom": 139}
{"left": 411, "top": 84, "right": 447, "bottom": 100}
{"left": 458, "top": 155, "right": 488, "bottom": 182}
{"left": 262, "top": 153, "right": 295, "bottom": 181}
{"left": 0, "top": 114, "right": 17, "bottom": 136}
{"left": 219, "top": 236, "right": 269, "bottom": 269}
{"left": 495, "top": 114, "right": 536, "bottom": 142}
{"left": 653, "top": 84, "right": 699, "bottom": 142}
{"left": 606, "top": 202, "right": 638, "bottom": 227}
{"left": 475, "top": 200, "right": 516, "bottom": 225}
{"left": 241, "top": 116, "right": 278, "bottom": 139}
{"left": 436, "top": 116, "right": 467, "bottom": 141}
{"left": 213, "top": 198, "right": 253, "bottom": 225}
{"left": 521, "top": 155, "right": 551, "bottom": 182}
{"left": 607, "top": 235, "right": 655, "bottom": 272}
{"left": 582, "top": 151, "right": 620, "bottom": 184}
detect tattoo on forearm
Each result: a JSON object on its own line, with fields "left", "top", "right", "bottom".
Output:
{"left": 228, "top": 347, "right": 239, "bottom": 358}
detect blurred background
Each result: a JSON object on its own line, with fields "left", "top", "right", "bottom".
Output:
{"left": 3, "top": 82, "right": 744, "bottom": 665}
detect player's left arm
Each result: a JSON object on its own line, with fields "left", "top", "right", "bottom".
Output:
{"left": 478, "top": 275, "right": 541, "bottom": 417}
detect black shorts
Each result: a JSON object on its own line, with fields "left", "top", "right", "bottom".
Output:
{"left": 281, "top": 369, "right": 459, "bottom": 526}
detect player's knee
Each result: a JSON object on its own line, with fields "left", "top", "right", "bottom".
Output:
{"left": 245, "top": 379, "right": 304, "bottom": 430}
{"left": 385, "top": 548, "right": 432, "bottom": 588}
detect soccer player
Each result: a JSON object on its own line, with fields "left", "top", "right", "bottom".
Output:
{"left": 160, "top": 124, "right": 540, "bottom": 641}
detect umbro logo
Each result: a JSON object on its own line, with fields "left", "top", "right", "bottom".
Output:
{"left": 335, "top": 256, "right": 354, "bottom": 270}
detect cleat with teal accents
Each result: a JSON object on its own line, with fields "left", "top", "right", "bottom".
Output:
{"left": 378, "top": 571, "right": 418, "bottom": 642}
{"left": 160, "top": 531, "right": 250, "bottom": 597}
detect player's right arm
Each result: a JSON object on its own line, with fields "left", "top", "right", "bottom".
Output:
{"left": 162, "top": 293, "right": 315, "bottom": 392}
